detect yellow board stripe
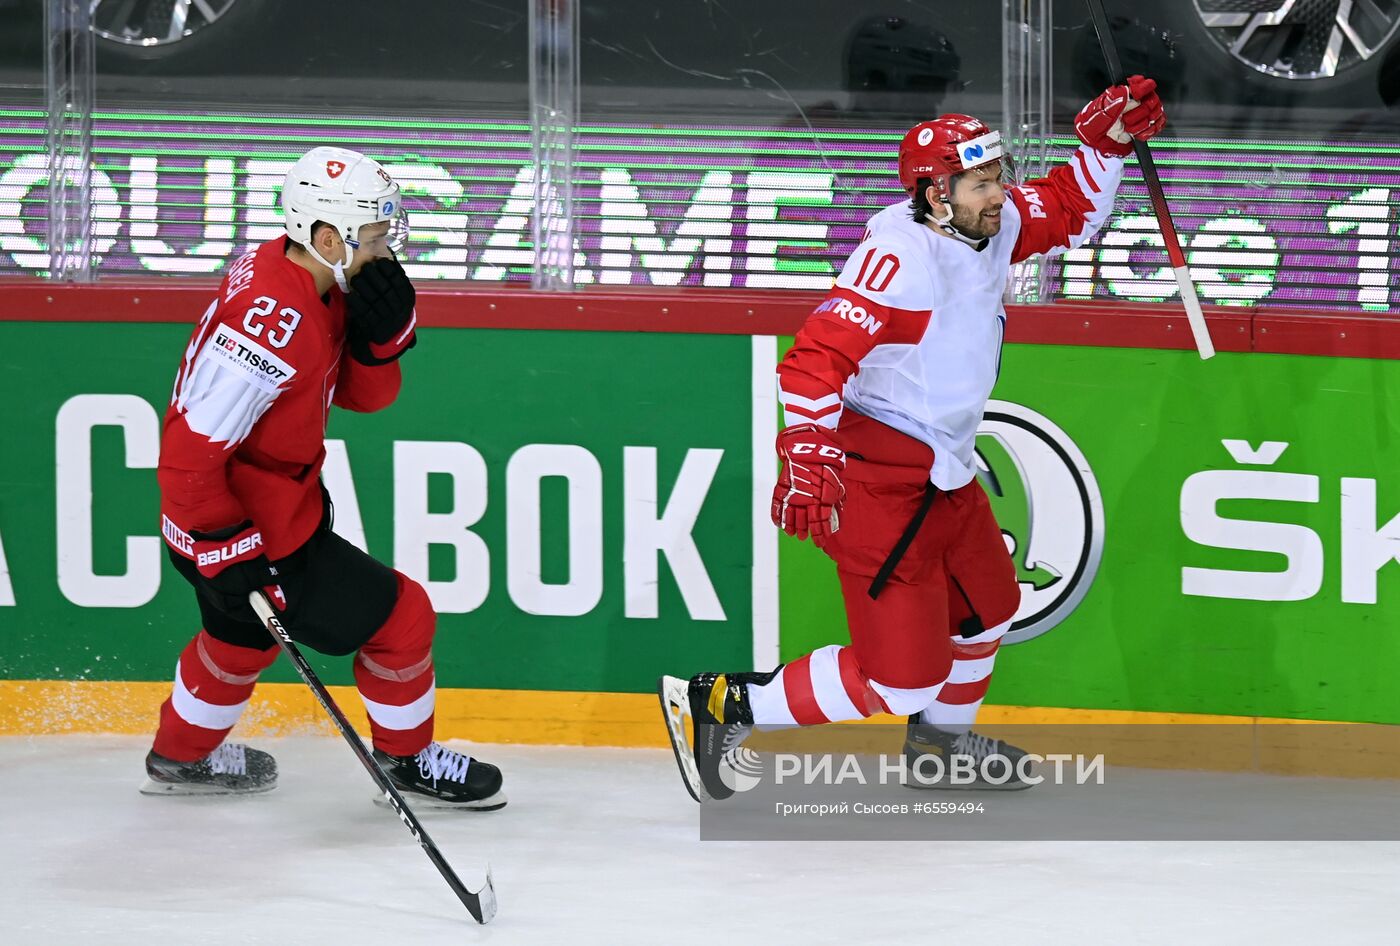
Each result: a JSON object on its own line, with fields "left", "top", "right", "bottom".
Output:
{"left": 0, "top": 678, "right": 1351, "bottom": 750}
{"left": 9, "top": 680, "right": 1399, "bottom": 780}
{"left": 9, "top": 680, "right": 1400, "bottom": 778}
{"left": 0, "top": 680, "right": 672, "bottom": 748}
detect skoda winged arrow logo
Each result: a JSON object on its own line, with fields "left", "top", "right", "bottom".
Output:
{"left": 977, "top": 401, "right": 1105, "bottom": 644}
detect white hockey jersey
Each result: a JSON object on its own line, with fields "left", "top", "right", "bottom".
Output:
{"left": 777, "top": 144, "right": 1124, "bottom": 489}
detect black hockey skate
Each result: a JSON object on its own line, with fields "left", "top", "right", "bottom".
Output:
{"left": 371, "top": 742, "right": 506, "bottom": 811}
{"left": 657, "top": 671, "right": 771, "bottom": 803}
{"left": 903, "top": 718, "right": 1034, "bottom": 791}
{"left": 140, "top": 743, "right": 278, "bottom": 796}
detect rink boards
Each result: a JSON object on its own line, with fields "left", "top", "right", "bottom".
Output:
{"left": 1, "top": 293, "right": 1398, "bottom": 740}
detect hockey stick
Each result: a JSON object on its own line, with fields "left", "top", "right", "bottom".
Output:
{"left": 248, "top": 591, "right": 498, "bottom": 925}
{"left": 1085, "top": 0, "right": 1215, "bottom": 360}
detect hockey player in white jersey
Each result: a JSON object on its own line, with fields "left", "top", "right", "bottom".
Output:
{"left": 660, "top": 76, "right": 1166, "bottom": 801}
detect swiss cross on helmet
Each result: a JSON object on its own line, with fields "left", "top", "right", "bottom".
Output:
{"left": 281, "top": 146, "right": 410, "bottom": 289}
{"left": 897, "top": 114, "right": 1004, "bottom": 202}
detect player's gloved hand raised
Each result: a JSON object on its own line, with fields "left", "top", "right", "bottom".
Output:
{"left": 1074, "top": 74, "right": 1165, "bottom": 158}
{"left": 771, "top": 424, "right": 846, "bottom": 547}
{"left": 346, "top": 256, "right": 417, "bottom": 365}
{"left": 189, "top": 520, "right": 286, "bottom": 616}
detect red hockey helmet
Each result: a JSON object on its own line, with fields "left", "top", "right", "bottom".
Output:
{"left": 897, "top": 114, "right": 1004, "bottom": 200}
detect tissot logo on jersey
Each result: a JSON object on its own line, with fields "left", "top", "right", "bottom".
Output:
{"left": 812, "top": 296, "right": 885, "bottom": 336}
{"left": 202, "top": 325, "right": 296, "bottom": 394}
{"left": 212, "top": 332, "right": 291, "bottom": 381}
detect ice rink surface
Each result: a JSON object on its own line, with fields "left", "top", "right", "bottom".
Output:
{"left": 3, "top": 735, "right": 1398, "bottom": 945}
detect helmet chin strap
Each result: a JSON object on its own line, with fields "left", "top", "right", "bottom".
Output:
{"left": 305, "top": 239, "right": 355, "bottom": 292}
{"left": 931, "top": 201, "right": 990, "bottom": 251}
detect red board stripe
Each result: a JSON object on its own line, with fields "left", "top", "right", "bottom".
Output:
{"left": 0, "top": 280, "right": 1395, "bottom": 359}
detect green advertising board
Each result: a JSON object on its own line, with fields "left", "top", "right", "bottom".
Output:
{"left": 782, "top": 344, "right": 1400, "bottom": 724}
{"left": 0, "top": 323, "right": 758, "bottom": 693}
{"left": 2, "top": 321, "right": 1398, "bottom": 725}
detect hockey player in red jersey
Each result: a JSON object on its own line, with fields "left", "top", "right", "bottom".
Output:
{"left": 141, "top": 146, "right": 504, "bottom": 809}
{"left": 661, "top": 77, "right": 1166, "bottom": 801}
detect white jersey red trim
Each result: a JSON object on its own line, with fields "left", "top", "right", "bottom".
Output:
{"left": 777, "top": 144, "right": 1123, "bottom": 489}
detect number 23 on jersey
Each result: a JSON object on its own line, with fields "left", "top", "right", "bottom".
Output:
{"left": 242, "top": 295, "right": 302, "bottom": 349}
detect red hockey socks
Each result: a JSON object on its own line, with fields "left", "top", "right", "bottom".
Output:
{"left": 354, "top": 572, "right": 437, "bottom": 757}
{"left": 917, "top": 619, "right": 1010, "bottom": 732}
{"left": 746, "top": 644, "right": 947, "bottom": 725}
{"left": 152, "top": 630, "right": 278, "bottom": 762}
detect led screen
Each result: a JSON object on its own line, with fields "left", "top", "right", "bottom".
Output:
{"left": 1, "top": 108, "right": 1393, "bottom": 311}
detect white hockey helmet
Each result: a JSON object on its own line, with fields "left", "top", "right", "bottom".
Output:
{"left": 281, "top": 146, "right": 409, "bottom": 287}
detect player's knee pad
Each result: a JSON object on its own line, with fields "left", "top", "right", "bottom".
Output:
{"left": 951, "top": 617, "right": 1010, "bottom": 660}
{"left": 197, "top": 629, "right": 278, "bottom": 678}
{"left": 868, "top": 676, "right": 947, "bottom": 716}
{"left": 357, "top": 572, "right": 436, "bottom": 676}
{"left": 834, "top": 645, "right": 927, "bottom": 718}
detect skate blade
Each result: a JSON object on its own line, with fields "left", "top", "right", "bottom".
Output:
{"left": 138, "top": 777, "right": 277, "bottom": 797}
{"left": 373, "top": 789, "right": 508, "bottom": 812}
{"left": 657, "top": 675, "right": 709, "bottom": 804}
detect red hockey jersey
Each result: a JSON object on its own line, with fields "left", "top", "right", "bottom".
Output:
{"left": 158, "top": 238, "right": 402, "bottom": 561}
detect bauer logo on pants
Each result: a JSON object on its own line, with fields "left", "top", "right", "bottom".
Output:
{"left": 976, "top": 400, "right": 1105, "bottom": 645}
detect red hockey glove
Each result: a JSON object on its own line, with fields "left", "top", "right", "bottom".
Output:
{"left": 1074, "top": 75, "right": 1166, "bottom": 158}
{"left": 188, "top": 520, "right": 285, "bottom": 616}
{"left": 771, "top": 424, "right": 846, "bottom": 546}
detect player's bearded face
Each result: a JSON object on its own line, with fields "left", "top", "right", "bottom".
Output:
{"left": 946, "top": 162, "right": 1006, "bottom": 239}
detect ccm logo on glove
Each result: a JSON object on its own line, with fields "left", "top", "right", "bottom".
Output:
{"left": 771, "top": 423, "right": 847, "bottom": 546}
{"left": 788, "top": 442, "right": 845, "bottom": 459}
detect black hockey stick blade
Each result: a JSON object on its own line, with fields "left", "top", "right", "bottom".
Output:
{"left": 1084, "top": 0, "right": 1215, "bottom": 359}
{"left": 249, "top": 591, "right": 498, "bottom": 924}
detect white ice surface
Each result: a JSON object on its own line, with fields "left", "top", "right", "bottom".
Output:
{"left": 2, "top": 735, "right": 1398, "bottom": 945}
